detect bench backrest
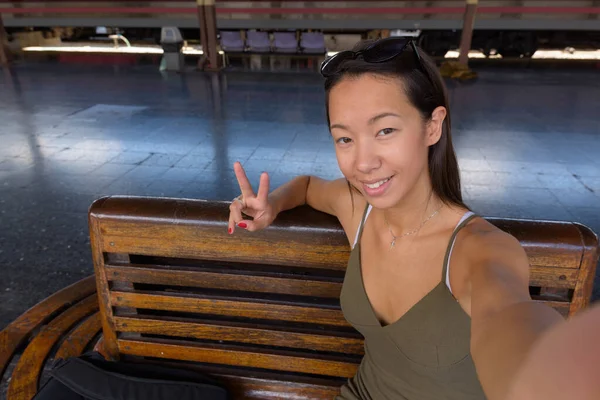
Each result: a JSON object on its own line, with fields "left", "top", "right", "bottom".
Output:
{"left": 88, "top": 196, "right": 598, "bottom": 397}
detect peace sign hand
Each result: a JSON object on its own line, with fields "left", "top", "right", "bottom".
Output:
{"left": 229, "top": 161, "right": 276, "bottom": 234}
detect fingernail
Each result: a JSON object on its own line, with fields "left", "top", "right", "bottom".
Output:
{"left": 238, "top": 222, "right": 247, "bottom": 229}
{"left": 228, "top": 228, "right": 233, "bottom": 234}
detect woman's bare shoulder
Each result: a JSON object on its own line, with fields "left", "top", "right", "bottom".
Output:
{"left": 306, "top": 177, "right": 368, "bottom": 244}
{"left": 455, "top": 214, "right": 529, "bottom": 282}
{"left": 461, "top": 216, "right": 524, "bottom": 254}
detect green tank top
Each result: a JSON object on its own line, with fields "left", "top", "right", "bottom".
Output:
{"left": 338, "top": 205, "right": 487, "bottom": 400}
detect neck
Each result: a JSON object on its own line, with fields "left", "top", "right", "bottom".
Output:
{"left": 382, "top": 178, "right": 443, "bottom": 236}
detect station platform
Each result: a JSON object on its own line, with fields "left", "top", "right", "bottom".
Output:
{"left": 0, "top": 62, "right": 599, "bottom": 329}
{"left": 13, "top": 43, "right": 600, "bottom": 71}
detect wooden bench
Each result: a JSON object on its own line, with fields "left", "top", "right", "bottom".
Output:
{"left": 1, "top": 195, "right": 598, "bottom": 399}
{"left": 0, "top": 276, "right": 100, "bottom": 399}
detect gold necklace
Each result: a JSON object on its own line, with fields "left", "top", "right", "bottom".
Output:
{"left": 384, "top": 206, "right": 442, "bottom": 249}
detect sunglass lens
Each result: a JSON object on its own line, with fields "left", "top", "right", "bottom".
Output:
{"left": 365, "top": 38, "right": 410, "bottom": 63}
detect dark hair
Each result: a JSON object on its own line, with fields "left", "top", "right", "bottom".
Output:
{"left": 324, "top": 39, "right": 468, "bottom": 210}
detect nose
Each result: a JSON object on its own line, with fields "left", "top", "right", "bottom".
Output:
{"left": 355, "top": 140, "right": 381, "bottom": 175}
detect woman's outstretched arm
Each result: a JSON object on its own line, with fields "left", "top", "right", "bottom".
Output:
{"left": 465, "top": 228, "right": 565, "bottom": 400}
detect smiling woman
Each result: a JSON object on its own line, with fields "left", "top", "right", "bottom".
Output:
{"left": 227, "top": 37, "right": 565, "bottom": 400}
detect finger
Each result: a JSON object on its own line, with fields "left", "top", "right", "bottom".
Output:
{"left": 256, "top": 172, "right": 270, "bottom": 205}
{"left": 228, "top": 212, "right": 235, "bottom": 235}
{"left": 237, "top": 219, "right": 257, "bottom": 232}
{"left": 233, "top": 161, "right": 255, "bottom": 199}
{"left": 228, "top": 200, "right": 245, "bottom": 234}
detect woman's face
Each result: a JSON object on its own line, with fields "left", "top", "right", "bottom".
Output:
{"left": 328, "top": 73, "right": 445, "bottom": 209}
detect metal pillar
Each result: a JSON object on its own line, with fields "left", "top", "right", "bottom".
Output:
{"left": 0, "top": 13, "right": 9, "bottom": 66}
{"left": 197, "top": 0, "right": 221, "bottom": 71}
{"left": 458, "top": 0, "right": 478, "bottom": 66}
{"left": 196, "top": 0, "right": 209, "bottom": 69}
{"left": 204, "top": 0, "right": 221, "bottom": 71}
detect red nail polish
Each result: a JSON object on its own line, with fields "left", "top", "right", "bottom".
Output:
{"left": 238, "top": 222, "right": 247, "bottom": 229}
{"left": 228, "top": 228, "right": 233, "bottom": 234}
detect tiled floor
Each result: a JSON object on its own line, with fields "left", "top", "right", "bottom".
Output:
{"left": 0, "top": 63, "right": 599, "bottom": 329}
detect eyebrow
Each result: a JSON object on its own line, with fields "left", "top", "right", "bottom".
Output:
{"left": 329, "top": 112, "right": 402, "bottom": 131}
{"left": 329, "top": 123, "right": 349, "bottom": 131}
{"left": 368, "top": 112, "right": 402, "bottom": 125}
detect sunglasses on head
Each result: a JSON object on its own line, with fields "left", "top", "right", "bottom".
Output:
{"left": 320, "top": 37, "right": 429, "bottom": 81}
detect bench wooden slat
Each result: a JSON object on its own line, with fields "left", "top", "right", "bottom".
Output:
{"left": 118, "top": 339, "right": 359, "bottom": 378}
{"left": 114, "top": 316, "right": 364, "bottom": 355}
{"left": 101, "top": 229, "right": 350, "bottom": 271}
{"left": 105, "top": 263, "right": 579, "bottom": 296}
{"left": 111, "top": 291, "right": 349, "bottom": 327}
{"left": 105, "top": 264, "right": 342, "bottom": 298}
{"left": 7, "top": 295, "right": 98, "bottom": 399}
{"left": 54, "top": 312, "right": 102, "bottom": 361}
{"left": 96, "top": 199, "right": 349, "bottom": 271}
{"left": 529, "top": 265, "right": 579, "bottom": 289}
{"left": 0, "top": 276, "right": 96, "bottom": 380}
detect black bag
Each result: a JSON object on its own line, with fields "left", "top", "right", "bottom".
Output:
{"left": 34, "top": 352, "right": 228, "bottom": 400}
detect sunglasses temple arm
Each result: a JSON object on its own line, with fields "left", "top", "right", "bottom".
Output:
{"left": 410, "top": 40, "right": 423, "bottom": 64}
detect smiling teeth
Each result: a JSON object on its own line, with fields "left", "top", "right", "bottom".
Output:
{"left": 365, "top": 178, "right": 390, "bottom": 189}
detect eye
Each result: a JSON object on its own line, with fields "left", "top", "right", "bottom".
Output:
{"left": 377, "top": 128, "right": 396, "bottom": 136}
{"left": 336, "top": 137, "right": 352, "bottom": 145}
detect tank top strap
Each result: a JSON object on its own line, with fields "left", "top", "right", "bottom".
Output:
{"left": 442, "top": 211, "right": 478, "bottom": 292}
{"left": 352, "top": 204, "right": 373, "bottom": 249}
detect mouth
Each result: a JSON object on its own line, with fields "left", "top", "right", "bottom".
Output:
{"left": 361, "top": 176, "right": 393, "bottom": 196}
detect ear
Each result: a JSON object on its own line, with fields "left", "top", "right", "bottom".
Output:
{"left": 425, "top": 106, "right": 447, "bottom": 146}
